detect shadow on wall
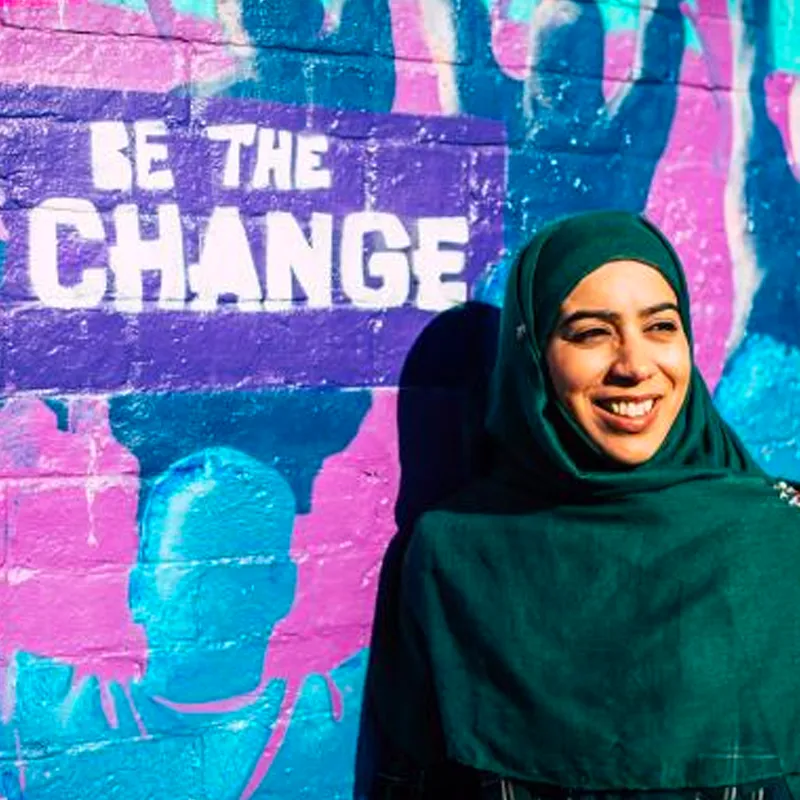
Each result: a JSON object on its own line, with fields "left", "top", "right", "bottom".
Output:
{"left": 355, "top": 300, "right": 502, "bottom": 797}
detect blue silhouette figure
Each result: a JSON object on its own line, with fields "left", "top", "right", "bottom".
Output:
{"left": 1, "top": 447, "right": 365, "bottom": 798}
{"left": 129, "top": 447, "right": 297, "bottom": 702}
{"left": 714, "top": 0, "right": 800, "bottom": 479}
{"left": 227, "top": 0, "right": 395, "bottom": 112}
{"left": 436, "top": 0, "right": 686, "bottom": 302}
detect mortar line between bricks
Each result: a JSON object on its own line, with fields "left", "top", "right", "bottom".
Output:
{"left": 0, "top": 20, "right": 741, "bottom": 96}
{"left": 0, "top": 19, "right": 727, "bottom": 91}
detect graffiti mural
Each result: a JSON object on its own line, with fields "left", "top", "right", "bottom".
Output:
{"left": 0, "top": 0, "right": 799, "bottom": 797}
{"left": 0, "top": 85, "right": 503, "bottom": 388}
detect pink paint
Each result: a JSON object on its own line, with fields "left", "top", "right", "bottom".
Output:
{"left": 646, "top": 7, "right": 734, "bottom": 389}
{"left": 391, "top": 0, "right": 736, "bottom": 386}
{"left": 0, "top": 397, "right": 147, "bottom": 729}
{"left": 766, "top": 71, "right": 800, "bottom": 180}
{"left": 391, "top": 0, "right": 446, "bottom": 114}
{"left": 0, "top": 0, "right": 61, "bottom": 6}
{"left": 156, "top": 389, "right": 400, "bottom": 798}
{"left": 492, "top": 15, "right": 529, "bottom": 77}
{"left": 0, "top": 0, "right": 235, "bottom": 91}
{"left": 277, "top": 388, "right": 399, "bottom": 666}
{"left": 682, "top": 0, "right": 734, "bottom": 91}
{"left": 473, "top": 6, "right": 653, "bottom": 86}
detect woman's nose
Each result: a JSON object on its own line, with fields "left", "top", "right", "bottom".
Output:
{"left": 608, "top": 338, "right": 655, "bottom": 384}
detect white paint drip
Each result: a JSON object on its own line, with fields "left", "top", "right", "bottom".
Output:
{"left": 6, "top": 567, "right": 36, "bottom": 586}
{"left": 1, "top": 654, "right": 19, "bottom": 724}
{"left": 419, "top": 0, "right": 460, "bottom": 115}
{"left": 724, "top": 3, "right": 764, "bottom": 356}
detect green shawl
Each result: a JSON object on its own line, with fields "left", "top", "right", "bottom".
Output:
{"left": 371, "top": 211, "right": 800, "bottom": 791}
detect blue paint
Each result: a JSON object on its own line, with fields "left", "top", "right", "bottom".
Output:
{"left": 171, "top": 0, "right": 216, "bottom": 16}
{"left": 99, "top": 0, "right": 343, "bottom": 21}
{"left": 464, "top": 0, "right": 686, "bottom": 304}
{"left": 716, "top": 335, "right": 800, "bottom": 481}
{"left": 130, "top": 447, "right": 297, "bottom": 702}
{"left": 716, "top": 0, "right": 800, "bottom": 482}
{"left": 2, "top": 648, "right": 366, "bottom": 799}
{"left": 0, "top": 239, "right": 6, "bottom": 290}
{"left": 2, "top": 651, "right": 282, "bottom": 799}
{"left": 1, "top": 769, "right": 24, "bottom": 800}
{"left": 728, "top": 0, "right": 800, "bottom": 73}
{"left": 504, "top": 0, "right": 638, "bottom": 33}
{"left": 225, "top": 0, "right": 395, "bottom": 111}
{"left": 496, "top": 0, "right": 701, "bottom": 51}
{"left": 0, "top": 390, "right": 374, "bottom": 797}
{"left": 253, "top": 651, "right": 368, "bottom": 798}
{"left": 2, "top": 441, "right": 366, "bottom": 798}
{"left": 108, "top": 389, "right": 371, "bottom": 515}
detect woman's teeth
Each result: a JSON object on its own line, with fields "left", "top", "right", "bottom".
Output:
{"left": 603, "top": 399, "right": 655, "bottom": 418}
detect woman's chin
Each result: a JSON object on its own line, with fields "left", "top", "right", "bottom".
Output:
{"left": 590, "top": 430, "right": 666, "bottom": 466}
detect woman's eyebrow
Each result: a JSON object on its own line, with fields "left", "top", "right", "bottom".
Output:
{"left": 559, "top": 309, "right": 618, "bottom": 327}
{"left": 640, "top": 302, "right": 680, "bottom": 317}
{"left": 559, "top": 302, "right": 680, "bottom": 328}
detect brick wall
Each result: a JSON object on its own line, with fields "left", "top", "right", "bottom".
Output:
{"left": 0, "top": 0, "right": 798, "bottom": 797}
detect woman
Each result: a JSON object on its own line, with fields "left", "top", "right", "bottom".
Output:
{"left": 368, "top": 210, "right": 800, "bottom": 800}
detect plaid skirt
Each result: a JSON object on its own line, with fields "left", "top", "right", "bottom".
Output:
{"left": 371, "top": 772, "right": 793, "bottom": 800}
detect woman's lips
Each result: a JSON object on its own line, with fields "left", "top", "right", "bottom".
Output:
{"left": 592, "top": 397, "right": 662, "bottom": 434}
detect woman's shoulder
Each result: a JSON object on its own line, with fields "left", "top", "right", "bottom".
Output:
{"left": 772, "top": 478, "right": 800, "bottom": 507}
{"left": 651, "top": 473, "right": 800, "bottom": 529}
{"left": 733, "top": 474, "right": 800, "bottom": 510}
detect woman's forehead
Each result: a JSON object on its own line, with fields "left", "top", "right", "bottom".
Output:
{"left": 559, "top": 260, "right": 679, "bottom": 311}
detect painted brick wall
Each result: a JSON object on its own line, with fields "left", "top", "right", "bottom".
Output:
{"left": 0, "top": 0, "right": 798, "bottom": 798}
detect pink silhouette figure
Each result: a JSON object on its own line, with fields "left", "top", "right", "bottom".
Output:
{"left": 156, "top": 389, "right": 401, "bottom": 799}
{"left": 0, "top": 397, "right": 148, "bottom": 734}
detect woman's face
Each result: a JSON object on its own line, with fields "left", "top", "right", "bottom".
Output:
{"left": 546, "top": 260, "right": 692, "bottom": 466}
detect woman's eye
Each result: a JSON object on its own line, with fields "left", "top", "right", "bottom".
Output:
{"left": 648, "top": 320, "right": 679, "bottom": 334}
{"left": 567, "top": 327, "right": 610, "bottom": 343}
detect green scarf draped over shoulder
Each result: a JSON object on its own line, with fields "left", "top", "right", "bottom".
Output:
{"left": 370, "top": 211, "right": 800, "bottom": 792}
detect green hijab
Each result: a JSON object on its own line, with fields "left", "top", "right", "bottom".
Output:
{"left": 487, "top": 210, "right": 758, "bottom": 497}
{"left": 371, "top": 211, "right": 800, "bottom": 792}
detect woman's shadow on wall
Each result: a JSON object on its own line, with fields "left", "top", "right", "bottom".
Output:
{"left": 355, "top": 300, "right": 501, "bottom": 798}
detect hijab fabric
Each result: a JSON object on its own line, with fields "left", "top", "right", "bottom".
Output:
{"left": 486, "top": 210, "right": 758, "bottom": 498}
{"left": 370, "top": 211, "right": 800, "bottom": 793}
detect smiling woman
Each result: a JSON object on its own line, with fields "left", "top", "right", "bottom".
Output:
{"left": 546, "top": 260, "right": 691, "bottom": 466}
{"left": 367, "top": 211, "right": 800, "bottom": 800}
